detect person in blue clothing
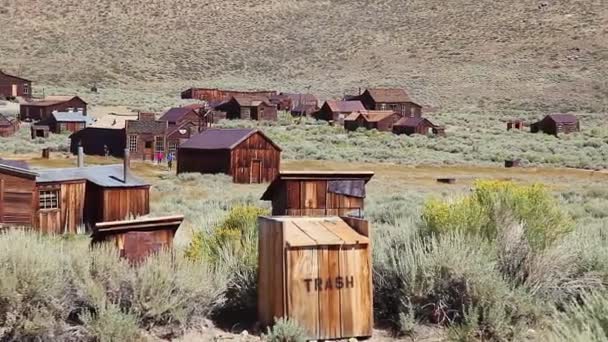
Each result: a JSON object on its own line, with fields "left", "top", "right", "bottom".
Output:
{"left": 167, "top": 151, "right": 174, "bottom": 170}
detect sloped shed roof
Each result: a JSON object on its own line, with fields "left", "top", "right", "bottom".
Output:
{"left": 261, "top": 171, "right": 374, "bottom": 200}
{"left": 22, "top": 96, "right": 86, "bottom": 107}
{"left": 36, "top": 164, "right": 149, "bottom": 188}
{"left": 126, "top": 117, "right": 167, "bottom": 135}
{"left": 159, "top": 107, "right": 197, "bottom": 122}
{"left": 394, "top": 117, "right": 435, "bottom": 128}
{"left": 325, "top": 100, "right": 366, "bottom": 113}
{"left": 0, "top": 70, "right": 31, "bottom": 82}
{"left": 0, "top": 158, "right": 30, "bottom": 170}
{"left": 365, "top": 88, "right": 413, "bottom": 103}
{"left": 180, "top": 128, "right": 281, "bottom": 151}
{"left": 546, "top": 114, "right": 578, "bottom": 124}
{"left": 52, "top": 111, "right": 93, "bottom": 124}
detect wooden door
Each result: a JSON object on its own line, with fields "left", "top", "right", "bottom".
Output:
{"left": 251, "top": 159, "right": 262, "bottom": 183}
{"left": 144, "top": 140, "right": 153, "bottom": 161}
{"left": 123, "top": 231, "right": 163, "bottom": 263}
{"left": 11, "top": 84, "right": 17, "bottom": 97}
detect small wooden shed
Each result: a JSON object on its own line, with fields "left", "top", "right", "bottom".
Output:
{"left": 0, "top": 160, "right": 37, "bottom": 227}
{"left": 343, "top": 110, "right": 400, "bottom": 132}
{"left": 47, "top": 110, "right": 92, "bottom": 134}
{"left": 393, "top": 117, "right": 439, "bottom": 136}
{"left": 0, "top": 113, "right": 19, "bottom": 137}
{"left": 258, "top": 216, "right": 372, "bottom": 340}
{"left": 20, "top": 96, "right": 87, "bottom": 122}
{"left": 314, "top": 100, "right": 366, "bottom": 124}
{"left": 92, "top": 215, "right": 184, "bottom": 263}
{"left": 261, "top": 171, "right": 374, "bottom": 217}
{"left": 530, "top": 114, "right": 579, "bottom": 136}
{"left": 30, "top": 124, "right": 49, "bottom": 139}
{"left": 178, "top": 128, "right": 281, "bottom": 183}
{"left": 214, "top": 95, "right": 278, "bottom": 121}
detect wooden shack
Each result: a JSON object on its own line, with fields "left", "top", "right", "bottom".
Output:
{"left": 343, "top": 110, "right": 400, "bottom": 132}
{"left": 92, "top": 215, "right": 184, "bottom": 263}
{"left": 46, "top": 110, "right": 92, "bottom": 134}
{"left": 258, "top": 216, "right": 373, "bottom": 340}
{"left": 354, "top": 88, "right": 422, "bottom": 118}
{"left": 20, "top": 96, "right": 87, "bottom": 121}
{"left": 181, "top": 87, "right": 276, "bottom": 102}
{"left": 393, "top": 117, "right": 439, "bottom": 136}
{"left": 31, "top": 124, "right": 49, "bottom": 139}
{"left": 314, "top": 100, "right": 366, "bottom": 124}
{"left": 214, "top": 95, "right": 278, "bottom": 121}
{"left": 125, "top": 112, "right": 168, "bottom": 160}
{"left": 0, "top": 160, "right": 37, "bottom": 227}
{"left": 269, "top": 94, "right": 293, "bottom": 111}
{"left": 69, "top": 113, "right": 137, "bottom": 158}
{"left": 177, "top": 128, "right": 281, "bottom": 184}
{"left": 507, "top": 120, "right": 524, "bottom": 130}
{"left": 0, "top": 70, "right": 31, "bottom": 98}
{"left": 261, "top": 171, "right": 374, "bottom": 217}
{"left": 0, "top": 113, "right": 19, "bottom": 137}
{"left": 530, "top": 114, "right": 580, "bottom": 136}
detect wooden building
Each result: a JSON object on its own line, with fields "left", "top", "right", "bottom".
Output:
{"left": 269, "top": 94, "right": 293, "bottom": 111}
{"left": 159, "top": 106, "right": 204, "bottom": 130}
{"left": 214, "top": 95, "right": 278, "bottom": 121}
{"left": 261, "top": 171, "right": 374, "bottom": 217}
{"left": 530, "top": 114, "right": 580, "bottom": 136}
{"left": 92, "top": 215, "right": 184, "bottom": 263}
{"left": 258, "top": 216, "right": 373, "bottom": 340}
{"left": 20, "top": 96, "right": 87, "bottom": 121}
{"left": 290, "top": 104, "right": 318, "bottom": 117}
{"left": 314, "top": 100, "right": 366, "bottom": 124}
{"left": 31, "top": 124, "right": 49, "bottom": 139}
{"left": 69, "top": 113, "right": 138, "bottom": 158}
{"left": 507, "top": 119, "right": 524, "bottom": 130}
{"left": 354, "top": 88, "right": 422, "bottom": 118}
{"left": 46, "top": 110, "right": 92, "bottom": 134}
{"left": 281, "top": 93, "right": 319, "bottom": 108}
{"left": 181, "top": 87, "right": 277, "bottom": 102}
{"left": 177, "top": 128, "right": 281, "bottom": 184}
{"left": 125, "top": 112, "right": 169, "bottom": 160}
{"left": 0, "top": 113, "right": 19, "bottom": 137}
{"left": 0, "top": 70, "right": 31, "bottom": 98}
{"left": 343, "top": 110, "right": 400, "bottom": 132}
{"left": 0, "top": 160, "right": 37, "bottom": 227}
{"left": 393, "top": 117, "right": 441, "bottom": 136}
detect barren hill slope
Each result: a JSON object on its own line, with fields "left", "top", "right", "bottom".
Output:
{"left": 1, "top": 0, "right": 607, "bottom": 110}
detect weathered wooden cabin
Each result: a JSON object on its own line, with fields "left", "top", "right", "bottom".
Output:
{"left": 20, "top": 96, "right": 87, "bottom": 121}
{"left": 258, "top": 216, "right": 373, "bottom": 340}
{"left": 46, "top": 110, "right": 92, "bottom": 134}
{"left": 0, "top": 70, "right": 31, "bottom": 98}
{"left": 159, "top": 107, "right": 203, "bottom": 130}
{"left": 393, "top": 117, "right": 441, "bottom": 136}
{"left": 269, "top": 94, "right": 293, "bottom": 111}
{"left": 69, "top": 113, "right": 137, "bottom": 158}
{"left": 261, "top": 171, "right": 374, "bottom": 217}
{"left": 125, "top": 112, "right": 168, "bottom": 160}
{"left": 530, "top": 114, "right": 579, "bottom": 136}
{"left": 354, "top": 88, "right": 422, "bottom": 118}
{"left": 314, "top": 100, "right": 366, "bottom": 124}
{"left": 177, "top": 128, "right": 281, "bottom": 183}
{"left": 181, "top": 87, "right": 277, "bottom": 102}
{"left": 0, "top": 159, "right": 37, "bottom": 227}
{"left": 0, "top": 113, "right": 19, "bottom": 137}
{"left": 281, "top": 92, "right": 319, "bottom": 108}
{"left": 31, "top": 124, "right": 49, "bottom": 139}
{"left": 343, "top": 110, "right": 400, "bottom": 132}
{"left": 92, "top": 215, "right": 183, "bottom": 263}
{"left": 214, "top": 95, "right": 278, "bottom": 121}
{"left": 290, "top": 104, "right": 318, "bottom": 117}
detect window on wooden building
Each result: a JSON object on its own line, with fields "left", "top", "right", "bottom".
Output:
{"left": 154, "top": 136, "right": 164, "bottom": 153}
{"left": 39, "top": 190, "right": 59, "bottom": 210}
{"left": 23, "top": 84, "right": 29, "bottom": 95}
{"left": 128, "top": 135, "right": 138, "bottom": 152}
{"left": 168, "top": 141, "right": 178, "bottom": 154}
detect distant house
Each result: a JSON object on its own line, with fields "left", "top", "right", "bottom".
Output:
{"left": 159, "top": 106, "right": 203, "bottom": 129}
{"left": 46, "top": 110, "right": 93, "bottom": 134}
{"left": 269, "top": 94, "right": 292, "bottom": 111}
{"left": 125, "top": 112, "right": 168, "bottom": 161}
{"left": 281, "top": 93, "right": 318, "bottom": 108}
{"left": 343, "top": 110, "right": 400, "bottom": 132}
{"left": 20, "top": 96, "right": 87, "bottom": 121}
{"left": 530, "top": 114, "right": 580, "bottom": 136}
{"left": 0, "top": 70, "right": 31, "bottom": 98}
{"left": 0, "top": 113, "right": 19, "bottom": 137}
{"left": 177, "top": 128, "right": 281, "bottom": 184}
{"left": 181, "top": 87, "right": 277, "bottom": 102}
{"left": 70, "top": 113, "right": 138, "bottom": 158}
{"left": 355, "top": 88, "right": 422, "bottom": 118}
{"left": 314, "top": 100, "right": 366, "bottom": 123}
{"left": 214, "top": 95, "right": 278, "bottom": 121}
{"left": 393, "top": 117, "right": 443, "bottom": 136}
{"left": 290, "top": 104, "right": 318, "bottom": 117}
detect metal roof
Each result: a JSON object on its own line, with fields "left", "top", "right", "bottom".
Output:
{"left": 180, "top": 128, "right": 281, "bottom": 151}
{"left": 325, "top": 100, "right": 365, "bottom": 113}
{"left": 159, "top": 107, "right": 196, "bottom": 123}
{"left": 36, "top": 164, "right": 149, "bottom": 187}
{"left": 0, "top": 158, "right": 31, "bottom": 170}
{"left": 52, "top": 111, "right": 93, "bottom": 124}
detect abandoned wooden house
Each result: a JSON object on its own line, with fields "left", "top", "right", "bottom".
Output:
{"left": 159, "top": 106, "right": 204, "bottom": 130}
{"left": 314, "top": 100, "right": 366, "bottom": 124}
{"left": 354, "top": 88, "right": 422, "bottom": 118}
{"left": 69, "top": 113, "right": 138, "bottom": 158}
{"left": 45, "top": 110, "right": 93, "bottom": 134}
{"left": 0, "top": 70, "right": 31, "bottom": 98}
{"left": 181, "top": 87, "right": 277, "bottom": 102}
{"left": 0, "top": 151, "right": 150, "bottom": 233}
{"left": 0, "top": 113, "right": 19, "bottom": 137}
{"left": 282, "top": 92, "right": 319, "bottom": 108}
{"left": 125, "top": 112, "right": 169, "bottom": 160}
{"left": 177, "top": 128, "right": 281, "bottom": 184}
{"left": 269, "top": 94, "right": 293, "bottom": 111}
{"left": 213, "top": 95, "right": 278, "bottom": 121}
{"left": 261, "top": 171, "right": 374, "bottom": 217}
{"left": 530, "top": 114, "right": 580, "bottom": 136}
{"left": 393, "top": 117, "right": 442, "bottom": 136}
{"left": 92, "top": 215, "right": 184, "bottom": 263}
{"left": 343, "top": 110, "right": 400, "bottom": 132}
{"left": 20, "top": 96, "right": 87, "bottom": 121}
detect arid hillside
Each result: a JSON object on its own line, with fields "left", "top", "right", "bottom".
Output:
{"left": 1, "top": 0, "right": 607, "bottom": 111}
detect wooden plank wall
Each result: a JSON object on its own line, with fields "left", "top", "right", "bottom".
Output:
{"left": 231, "top": 132, "right": 280, "bottom": 184}
{"left": 102, "top": 187, "right": 150, "bottom": 222}
{"left": 36, "top": 181, "right": 85, "bottom": 234}
{"left": 258, "top": 218, "right": 286, "bottom": 326}
{"left": 280, "top": 180, "right": 364, "bottom": 216}
{"left": 177, "top": 149, "right": 231, "bottom": 175}
{"left": 0, "top": 173, "right": 35, "bottom": 226}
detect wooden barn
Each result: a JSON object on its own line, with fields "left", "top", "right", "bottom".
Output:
{"left": 92, "top": 215, "right": 183, "bottom": 263}
{"left": 69, "top": 113, "right": 137, "bottom": 158}
{"left": 0, "top": 113, "right": 19, "bottom": 137}
{"left": 214, "top": 95, "right": 278, "bottom": 121}
{"left": 125, "top": 112, "right": 169, "bottom": 160}
{"left": 177, "top": 128, "right": 281, "bottom": 184}
{"left": 261, "top": 171, "right": 374, "bottom": 217}
{"left": 343, "top": 110, "right": 400, "bottom": 132}
{"left": 530, "top": 114, "right": 580, "bottom": 136}
{"left": 46, "top": 110, "right": 93, "bottom": 134}
{"left": 181, "top": 87, "right": 277, "bottom": 102}
{"left": 314, "top": 100, "right": 366, "bottom": 124}
{"left": 159, "top": 106, "right": 204, "bottom": 130}
{"left": 20, "top": 96, "right": 87, "bottom": 121}
{"left": 0, "top": 70, "right": 31, "bottom": 98}
{"left": 393, "top": 117, "right": 441, "bottom": 136}
{"left": 354, "top": 88, "right": 422, "bottom": 118}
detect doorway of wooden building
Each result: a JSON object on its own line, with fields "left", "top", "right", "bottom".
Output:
{"left": 251, "top": 159, "right": 262, "bottom": 183}
{"left": 11, "top": 84, "right": 17, "bottom": 97}
{"left": 144, "top": 141, "right": 153, "bottom": 161}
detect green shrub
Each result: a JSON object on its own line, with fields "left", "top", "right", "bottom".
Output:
{"left": 546, "top": 291, "right": 608, "bottom": 341}
{"left": 81, "top": 303, "right": 142, "bottom": 342}
{"left": 264, "top": 317, "right": 308, "bottom": 342}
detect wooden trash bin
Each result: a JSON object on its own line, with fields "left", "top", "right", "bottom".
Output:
{"left": 258, "top": 216, "right": 373, "bottom": 340}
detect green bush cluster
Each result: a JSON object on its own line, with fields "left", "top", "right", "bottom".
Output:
{"left": 264, "top": 317, "right": 308, "bottom": 342}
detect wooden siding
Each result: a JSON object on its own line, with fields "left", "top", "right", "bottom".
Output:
{"left": 177, "top": 149, "right": 231, "bottom": 175}
{"left": 358, "top": 92, "right": 421, "bottom": 118}
{"left": 102, "top": 187, "right": 150, "bottom": 222}
{"left": 35, "top": 181, "right": 86, "bottom": 234}
{"left": 230, "top": 132, "right": 281, "bottom": 183}
{"left": 183, "top": 88, "right": 276, "bottom": 102}
{"left": 393, "top": 121, "right": 435, "bottom": 135}
{"left": 0, "top": 73, "right": 31, "bottom": 98}
{"left": 20, "top": 97, "right": 87, "bottom": 121}
{"left": 0, "top": 123, "right": 19, "bottom": 137}
{"left": 50, "top": 120, "right": 86, "bottom": 134}
{"left": 0, "top": 172, "right": 35, "bottom": 227}
{"left": 271, "top": 180, "right": 364, "bottom": 216}
{"left": 107, "top": 230, "right": 174, "bottom": 262}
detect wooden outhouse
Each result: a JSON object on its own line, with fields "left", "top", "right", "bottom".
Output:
{"left": 0, "top": 70, "right": 31, "bottom": 98}
{"left": 258, "top": 216, "right": 373, "bottom": 340}
{"left": 30, "top": 124, "right": 49, "bottom": 138}
{"left": 20, "top": 96, "right": 87, "bottom": 121}
{"left": 92, "top": 215, "right": 184, "bottom": 263}
{"left": 530, "top": 114, "right": 579, "bottom": 136}
{"left": 261, "top": 171, "right": 374, "bottom": 217}
{"left": 177, "top": 128, "right": 281, "bottom": 183}
{"left": 0, "top": 113, "right": 19, "bottom": 137}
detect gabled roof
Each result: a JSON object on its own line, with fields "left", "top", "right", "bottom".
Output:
{"left": 126, "top": 117, "right": 167, "bottom": 135}
{"left": 0, "top": 113, "right": 16, "bottom": 127}
{"left": 364, "top": 88, "right": 413, "bottom": 103}
{"left": 22, "top": 96, "right": 86, "bottom": 107}
{"left": 52, "top": 111, "right": 93, "bottom": 124}
{"left": 166, "top": 122, "right": 194, "bottom": 139}
{"left": 36, "top": 164, "right": 149, "bottom": 188}
{"left": 0, "top": 70, "right": 31, "bottom": 82}
{"left": 280, "top": 93, "right": 318, "bottom": 106}
{"left": 159, "top": 107, "right": 197, "bottom": 123}
{"left": 324, "top": 100, "right": 366, "bottom": 113}
{"left": 180, "top": 128, "right": 281, "bottom": 151}
{"left": 261, "top": 171, "right": 374, "bottom": 200}
{"left": 344, "top": 110, "right": 396, "bottom": 123}
{"left": 90, "top": 113, "right": 138, "bottom": 129}
{"left": 546, "top": 113, "right": 578, "bottom": 124}
{"left": 394, "top": 116, "right": 435, "bottom": 128}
